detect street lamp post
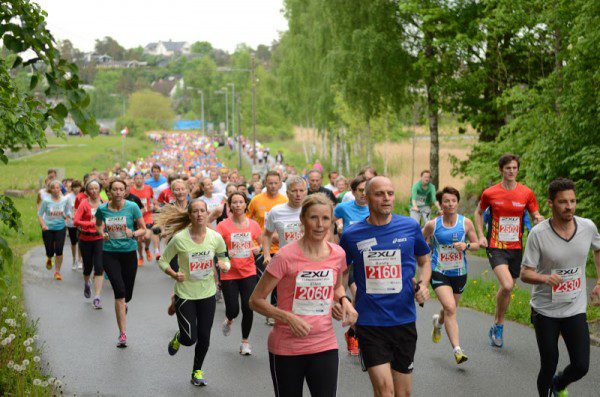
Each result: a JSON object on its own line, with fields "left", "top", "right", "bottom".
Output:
{"left": 198, "top": 90, "right": 205, "bottom": 135}
{"left": 227, "top": 82, "right": 241, "bottom": 169}
{"left": 251, "top": 54, "right": 256, "bottom": 165}
{"left": 215, "top": 89, "right": 229, "bottom": 135}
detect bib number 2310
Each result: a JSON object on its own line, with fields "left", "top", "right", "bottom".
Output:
{"left": 364, "top": 250, "right": 402, "bottom": 294}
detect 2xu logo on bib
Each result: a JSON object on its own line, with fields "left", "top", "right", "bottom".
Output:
{"left": 364, "top": 249, "right": 402, "bottom": 294}
{"left": 292, "top": 269, "right": 334, "bottom": 316}
{"left": 551, "top": 267, "right": 582, "bottom": 303}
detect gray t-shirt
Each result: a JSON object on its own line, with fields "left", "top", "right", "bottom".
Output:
{"left": 522, "top": 216, "right": 600, "bottom": 318}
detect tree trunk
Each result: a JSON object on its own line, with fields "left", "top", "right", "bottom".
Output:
{"left": 425, "top": 34, "right": 439, "bottom": 188}
{"left": 343, "top": 127, "right": 351, "bottom": 175}
{"left": 330, "top": 128, "right": 335, "bottom": 165}
{"left": 366, "top": 118, "right": 372, "bottom": 165}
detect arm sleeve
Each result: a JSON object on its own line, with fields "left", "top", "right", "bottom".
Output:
{"left": 521, "top": 228, "right": 540, "bottom": 268}
{"left": 333, "top": 204, "right": 343, "bottom": 219}
{"left": 588, "top": 220, "right": 600, "bottom": 251}
{"left": 414, "top": 221, "right": 431, "bottom": 256}
{"left": 478, "top": 190, "right": 490, "bottom": 210}
{"left": 527, "top": 189, "right": 539, "bottom": 213}
{"left": 95, "top": 206, "right": 104, "bottom": 223}
{"left": 265, "top": 251, "right": 286, "bottom": 280}
{"left": 158, "top": 236, "right": 178, "bottom": 272}
{"left": 74, "top": 203, "right": 95, "bottom": 229}
{"left": 251, "top": 221, "right": 262, "bottom": 240}
{"left": 37, "top": 201, "right": 46, "bottom": 217}
{"left": 264, "top": 210, "right": 275, "bottom": 232}
{"left": 410, "top": 183, "right": 419, "bottom": 201}
{"left": 132, "top": 204, "right": 143, "bottom": 220}
{"left": 215, "top": 233, "right": 230, "bottom": 262}
{"left": 429, "top": 184, "right": 437, "bottom": 203}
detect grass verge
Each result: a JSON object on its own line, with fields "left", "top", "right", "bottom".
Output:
{"left": 0, "top": 135, "right": 154, "bottom": 395}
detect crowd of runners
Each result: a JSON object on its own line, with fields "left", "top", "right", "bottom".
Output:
{"left": 35, "top": 131, "right": 599, "bottom": 396}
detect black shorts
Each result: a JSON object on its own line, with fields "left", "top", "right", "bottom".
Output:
{"left": 356, "top": 323, "right": 417, "bottom": 374}
{"left": 486, "top": 248, "right": 522, "bottom": 278}
{"left": 431, "top": 271, "right": 467, "bottom": 294}
{"left": 67, "top": 227, "right": 79, "bottom": 245}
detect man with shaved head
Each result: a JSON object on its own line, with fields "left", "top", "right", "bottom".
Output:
{"left": 339, "top": 176, "right": 431, "bottom": 397}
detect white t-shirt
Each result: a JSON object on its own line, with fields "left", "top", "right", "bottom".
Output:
{"left": 265, "top": 203, "right": 303, "bottom": 248}
{"left": 65, "top": 193, "right": 76, "bottom": 227}
{"left": 213, "top": 179, "right": 228, "bottom": 195}
{"left": 323, "top": 184, "right": 335, "bottom": 192}
{"left": 342, "top": 191, "right": 355, "bottom": 203}
{"left": 199, "top": 193, "right": 225, "bottom": 226}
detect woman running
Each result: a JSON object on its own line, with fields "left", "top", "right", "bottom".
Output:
{"left": 95, "top": 178, "right": 146, "bottom": 348}
{"left": 74, "top": 180, "right": 105, "bottom": 309}
{"left": 157, "top": 199, "right": 230, "bottom": 387}
{"left": 216, "top": 192, "right": 262, "bottom": 355}
{"left": 249, "top": 193, "right": 358, "bottom": 397}
{"left": 37, "top": 180, "right": 71, "bottom": 280}
{"left": 422, "top": 186, "right": 479, "bottom": 364}
{"left": 66, "top": 180, "right": 83, "bottom": 270}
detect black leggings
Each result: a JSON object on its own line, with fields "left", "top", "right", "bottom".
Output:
{"left": 175, "top": 295, "right": 216, "bottom": 372}
{"left": 42, "top": 228, "right": 66, "bottom": 257}
{"left": 531, "top": 309, "right": 589, "bottom": 396}
{"left": 79, "top": 239, "right": 103, "bottom": 277}
{"left": 221, "top": 276, "right": 257, "bottom": 339}
{"left": 67, "top": 227, "right": 79, "bottom": 246}
{"left": 103, "top": 251, "right": 138, "bottom": 302}
{"left": 255, "top": 254, "right": 277, "bottom": 306}
{"left": 269, "top": 349, "right": 338, "bottom": 397}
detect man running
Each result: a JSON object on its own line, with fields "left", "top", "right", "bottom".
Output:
{"left": 521, "top": 178, "right": 600, "bottom": 397}
{"left": 340, "top": 176, "right": 431, "bottom": 397}
{"left": 409, "top": 170, "right": 441, "bottom": 226}
{"left": 145, "top": 164, "right": 168, "bottom": 200}
{"left": 307, "top": 170, "right": 337, "bottom": 205}
{"left": 474, "top": 153, "right": 544, "bottom": 348}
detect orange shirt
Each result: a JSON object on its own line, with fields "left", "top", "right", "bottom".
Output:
{"left": 130, "top": 185, "right": 154, "bottom": 224}
{"left": 247, "top": 192, "right": 288, "bottom": 254}
{"left": 479, "top": 182, "right": 539, "bottom": 250}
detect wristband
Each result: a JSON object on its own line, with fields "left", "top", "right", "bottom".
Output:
{"left": 466, "top": 243, "right": 471, "bottom": 251}
{"left": 339, "top": 296, "right": 352, "bottom": 305}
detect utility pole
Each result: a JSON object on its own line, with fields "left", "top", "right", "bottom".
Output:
{"left": 237, "top": 94, "right": 242, "bottom": 169}
{"left": 228, "top": 83, "right": 235, "bottom": 142}
{"left": 251, "top": 54, "right": 257, "bottom": 165}
{"left": 224, "top": 87, "right": 229, "bottom": 135}
{"left": 199, "top": 90, "right": 205, "bottom": 135}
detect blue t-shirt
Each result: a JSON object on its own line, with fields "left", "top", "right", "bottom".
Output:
{"left": 339, "top": 215, "right": 430, "bottom": 326}
{"left": 431, "top": 215, "right": 467, "bottom": 277}
{"left": 38, "top": 197, "right": 71, "bottom": 231}
{"left": 145, "top": 175, "right": 167, "bottom": 189}
{"left": 334, "top": 200, "right": 370, "bottom": 231}
{"left": 95, "top": 201, "right": 143, "bottom": 252}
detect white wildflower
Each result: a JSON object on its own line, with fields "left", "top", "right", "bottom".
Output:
{"left": 54, "top": 379, "right": 62, "bottom": 387}
{"left": 0, "top": 327, "right": 6, "bottom": 334}
{"left": 23, "top": 340, "right": 30, "bottom": 347}
{"left": 22, "top": 359, "right": 30, "bottom": 366}
{"left": 14, "top": 364, "right": 22, "bottom": 372}
{"left": 40, "top": 381, "right": 48, "bottom": 387}
{"left": 11, "top": 295, "right": 16, "bottom": 300}
{"left": 33, "top": 379, "right": 42, "bottom": 386}
{"left": 7, "top": 360, "right": 14, "bottom": 369}
{"left": 26, "top": 346, "right": 33, "bottom": 352}
{"left": 1, "top": 338, "right": 9, "bottom": 346}
{"left": 8, "top": 333, "right": 15, "bottom": 340}
{"left": 1, "top": 307, "right": 6, "bottom": 312}
{"left": 21, "top": 313, "right": 27, "bottom": 318}
{"left": 32, "top": 334, "right": 39, "bottom": 340}
{"left": 33, "top": 356, "right": 41, "bottom": 363}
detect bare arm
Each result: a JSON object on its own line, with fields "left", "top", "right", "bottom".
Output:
{"left": 414, "top": 254, "right": 431, "bottom": 305}
{"left": 474, "top": 205, "right": 487, "bottom": 247}
{"left": 591, "top": 250, "right": 600, "bottom": 305}
{"left": 262, "top": 229, "right": 274, "bottom": 264}
{"left": 249, "top": 271, "right": 311, "bottom": 337}
{"left": 520, "top": 265, "right": 562, "bottom": 286}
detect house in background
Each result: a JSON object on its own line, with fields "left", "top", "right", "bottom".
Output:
{"left": 151, "top": 76, "right": 184, "bottom": 98}
{"left": 144, "top": 40, "right": 191, "bottom": 57}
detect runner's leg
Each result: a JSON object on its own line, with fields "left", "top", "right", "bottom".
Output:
{"left": 91, "top": 240, "right": 104, "bottom": 297}
{"left": 305, "top": 349, "right": 339, "bottom": 397}
{"left": 269, "top": 353, "right": 306, "bottom": 397}
{"left": 435, "top": 286, "right": 460, "bottom": 348}
{"left": 532, "top": 309, "right": 560, "bottom": 396}
{"left": 367, "top": 364, "right": 395, "bottom": 397}
{"left": 392, "top": 370, "right": 412, "bottom": 397}
{"left": 192, "top": 295, "right": 216, "bottom": 371}
{"left": 103, "top": 251, "right": 127, "bottom": 333}
{"left": 239, "top": 276, "right": 257, "bottom": 340}
{"left": 53, "top": 228, "right": 66, "bottom": 273}
{"left": 221, "top": 279, "right": 240, "bottom": 322}
{"left": 555, "top": 313, "right": 590, "bottom": 391}
{"left": 492, "top": 264, "right": 514, "bottom": 324}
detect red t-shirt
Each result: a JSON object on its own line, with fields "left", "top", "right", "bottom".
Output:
{"left": 74, "top": 192, "right": 88, "bottom": 210}
{"left": 479, "top": 182, "right": 539, "bottom": 249}
{"left": 158, "top": 188, "right": 175, "bottom": 206}
{"left": 266, "top": 241, "right": 346, "bottom": 356}
{"left": 73, "top": 199, "right": 102, "bottom": 241}
{"left": 130, "top": 185, "right": 154, "bottom": 224}
{"left": 216, "top": 218, "right": 262, "bottom": 280}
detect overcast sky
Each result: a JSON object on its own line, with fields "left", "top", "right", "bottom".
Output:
{"left": 35, "top": 0, "right": 288, "bottom": 53}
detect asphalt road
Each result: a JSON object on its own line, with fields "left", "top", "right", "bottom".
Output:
{"left": 23, "top": 246, "right": 600, "bottom": 396}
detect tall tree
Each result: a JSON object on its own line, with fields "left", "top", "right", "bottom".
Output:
{"left": 94, "top": 36, "right": 126, "bottom": 60}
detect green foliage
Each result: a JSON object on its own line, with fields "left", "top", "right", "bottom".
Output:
{"left": 94, "top": 36, "right": 126, "bottom": 60}
{"left": 115, "top": 116, "right": 161, "bottom": 137}
{"left": 124, "top": 89, "right": 175, "bottom": 129}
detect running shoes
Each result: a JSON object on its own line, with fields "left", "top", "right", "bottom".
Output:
{"left": 84, "top": 282, "right": 91, "bottom": 298}
{"left": 93, "top": 297, "right": 102, "bottom": 309}
{"left": 344, "top": 330, "right": 359, "bottom": 356}
{"left": 168, "top": 331, "right": 180, "bottom": 356}
{"left": 222, "top": 319, "right": 231, "bottom": 337}
{"left": 190, "top": 370, "right": 207, "bottom": 387}
{"left": 46, "top": 257, "right": 53, "bottom": 270}
{"left": 454, "top": 347, "right": 469, "bottom": 364}
{"left": 117, "top": 333, "right": 127, "bottom": 348}
{"left": 240, "top": 342, "right": 252, "bottom": 356}
{"left": 54, "top": 272, "right": 62, "bottom": 281}
{"left": 489, "top": 324, "right": 504, "bottom": 348}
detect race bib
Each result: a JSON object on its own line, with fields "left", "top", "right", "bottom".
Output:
{"left": 230, "top": 232, "right": 252, "bottom": 259}
{"left": 438, "top": 245, "right": 464, "bottom": 271}
{"left": 105, "top": 216, "right": 127, "bottom": 239}
{"left": 498, "top": 216, "right": 520, "bottom": 242}
{"left": 551, "top": 267, "right": 583, "bottom": 303}
{"left": 416, "top": 196, "right": 426, "bottom": 207}
{"left": 283, "top": 222, "right": 303, "bottom": 243}
{"left": 188, "top": 251, "right": 214, "bottom": 280}
{"left": 49, "top": 205, "right": 65, "bottom": 219}
{"left": 364, "top": 249, "right": 402, "bottom": 294}
{"left": 292, "top": 269, "right": 334, "bottom": 316}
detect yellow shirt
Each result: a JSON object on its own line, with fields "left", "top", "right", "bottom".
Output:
{"left": 247, "top": 192, "right": 288, "bottom": 254}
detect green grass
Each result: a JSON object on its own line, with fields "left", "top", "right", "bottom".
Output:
{"left": 0, "top": 134, "right": 155, "bottom": 395}
{"left": 0, "top": 135, "right": 154, "bottom": 190}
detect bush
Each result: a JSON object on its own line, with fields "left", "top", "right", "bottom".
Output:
{"left": 255, "top": 124, "right": 294, "bottom": 142}
{"left": 115, "top": 116, "right": 163, "bottom": 137}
